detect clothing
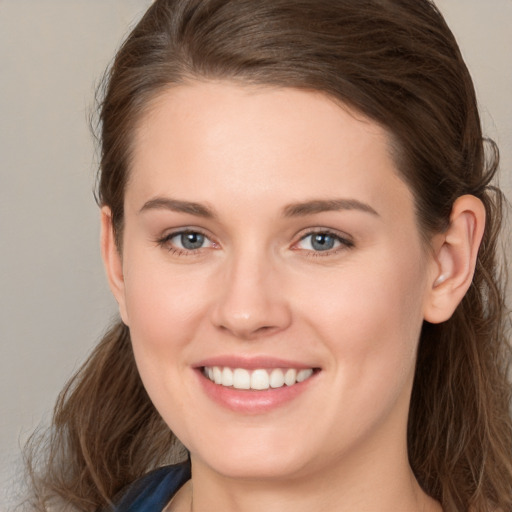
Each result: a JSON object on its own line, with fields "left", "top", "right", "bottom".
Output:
{"left": 106, "top": 462, "right": 191, "bottom": 512}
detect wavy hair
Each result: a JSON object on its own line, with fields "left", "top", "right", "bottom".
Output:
{"left": 24, "top": 1, "right": 511, "bottom": 511}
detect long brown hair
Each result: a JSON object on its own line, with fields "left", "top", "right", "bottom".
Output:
{"left": 24, "top": 1, "right": 511, "bottom": 510}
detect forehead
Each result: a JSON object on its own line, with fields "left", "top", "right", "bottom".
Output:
{"left": 127, "top": 81, "right": 412, "bottom": 220}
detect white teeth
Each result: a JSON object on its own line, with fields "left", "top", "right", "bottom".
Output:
{"left": 203, "top": 366, "right": 315, "bottom": 390}
{"left": 269, "top": 368, "right": 285, "bottom": 388}
{"left": 213, "top": 366, "right": 222, "bottom": 384}
{"left": 284, "top": 368, "right": 297, "bottom": 386}
{"left": 222, "top": 367, "right": 233, "bottom": 387}
{"left": 296, "top": 368, "right": 313, "bottom": 382}
{"left": 233, "top": 368, "right": 251, "bottom": 389}
{"left": 251, "top": 369, "right": 270, "bottom": 390}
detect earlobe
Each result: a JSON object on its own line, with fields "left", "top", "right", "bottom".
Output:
{"left": 100, "top": 207, "right": 129, "bottom": 325}
{"left": 423, "top": 195, "right": 486, "bottom": 324}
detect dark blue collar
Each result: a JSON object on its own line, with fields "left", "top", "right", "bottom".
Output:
{"left": 107, "top": 462, "right": 191, "bottom": 511}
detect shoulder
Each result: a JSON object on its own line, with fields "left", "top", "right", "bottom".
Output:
{"left": 102, "top": 462, "right": 191, "bottom": 512}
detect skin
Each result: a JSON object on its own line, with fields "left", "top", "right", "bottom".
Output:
{"left": 102, "top": 81, "right": 484, "bottom": 511}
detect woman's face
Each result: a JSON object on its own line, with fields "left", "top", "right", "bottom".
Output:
{"left": 111, "top": 82, "right": 438, "bottom": 482}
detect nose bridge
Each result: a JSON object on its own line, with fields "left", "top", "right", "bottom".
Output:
{"left": 212, "top": 241, "right": 291, "bottom": 339}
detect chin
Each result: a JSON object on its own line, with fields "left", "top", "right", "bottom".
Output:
{"left": 200, "top": 451, "right": 312, "bottom": 481}
{"left": 185, "top": 428, "right": 326, "bottom": 482}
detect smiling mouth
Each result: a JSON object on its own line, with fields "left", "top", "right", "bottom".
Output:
{"left": 202, "top": 366, "right": 317, "bottom": 390}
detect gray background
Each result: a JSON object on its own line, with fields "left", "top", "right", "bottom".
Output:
{"left": 1, "top": 1, "right": 511, "bottom": 508}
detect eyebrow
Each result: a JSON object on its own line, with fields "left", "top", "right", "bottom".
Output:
{"left": 139, "top": 196, "right": 379, "bottom": 218}
{"left": 139, "top": 197, "right": 215, "bottom": 218}
{"left": 282, "top": 198, "right": 379, "bottom": 217}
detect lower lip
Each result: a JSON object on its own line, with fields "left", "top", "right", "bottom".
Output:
{"left": 196, "top": 369, "right": 318, "bottom": 414}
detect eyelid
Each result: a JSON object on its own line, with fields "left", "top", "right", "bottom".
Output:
{"left": 292, "top": 228, "right": 354, "bottom": 254}
{"left": 156, "top": 227, "right": 218, "bottom": 253}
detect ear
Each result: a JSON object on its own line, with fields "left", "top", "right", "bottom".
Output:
{"left": 100, "top": 207, "right": 129, "bottom": 325}
{"left": 423, "top": 195, "right": 486, "bottom": 324}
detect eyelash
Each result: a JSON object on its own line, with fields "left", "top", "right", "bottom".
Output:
{"left": 156, "top": 229, "right": 354, "bottom": 257}
{"left": 156, "top": 229, "right": 215, "bottom": 256}
{"left": 294, "top": 229, "right": 354, "bottom": 257}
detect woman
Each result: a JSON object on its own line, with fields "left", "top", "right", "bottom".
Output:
{"left": 24, "top": 0, "right": 511, "bottom": 511}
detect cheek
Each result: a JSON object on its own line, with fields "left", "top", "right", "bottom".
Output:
{"left": 121, "top": 257, "right": 211, "bottom": 423}
{"left": 300, "top": 247, "right": 427, "bottom": 394}
{"left": 121, "top": 249, "right": 212, "bottom": 361}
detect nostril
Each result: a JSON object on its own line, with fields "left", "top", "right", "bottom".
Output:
{"left": 254, "top": 325, "right": 278, "bottom": 335}
{"left": 216, "top": 323, "right": 278, "bottom": 340}
{"left": 211, "top": 283, "right": 293, "bottom": 339}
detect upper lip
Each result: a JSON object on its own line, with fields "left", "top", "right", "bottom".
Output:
{"left": 194, "top": 356, "right": 319, "bottom": 370}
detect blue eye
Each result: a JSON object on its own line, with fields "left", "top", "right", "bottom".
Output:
{"left": 176, "top": 232, "right": 206, "bottom": 250}
{"left": 296, "top": 232, "right": 352, "bottom": 252}
{"left": 160, "top": 231, "right": 214, "bottom": 252}
{"left": 311, "top": 233, "right": 337, "bottom": 251}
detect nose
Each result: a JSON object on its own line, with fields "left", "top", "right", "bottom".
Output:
{"left": 211, "top": 250, "right": 292, "bottom": 340}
